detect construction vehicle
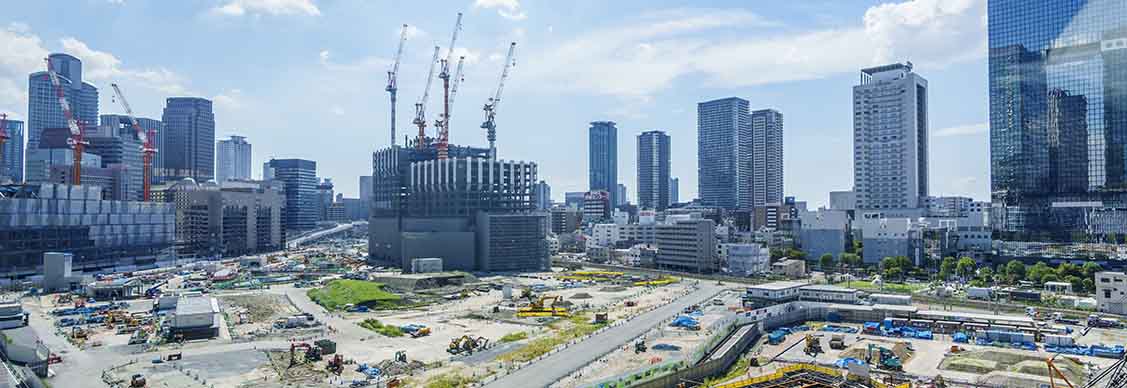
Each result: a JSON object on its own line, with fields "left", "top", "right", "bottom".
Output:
{"left": 594, "top": 313, "right": 608, "bottom": 324}
{"left": 634, "top": 340, "right": 647, "bottom": 354}
{"left": 109, "top": 83, "right": 157, "bottom": 201}
{"left": 866, "top": 344, "right": 902, "bottom": 371}
{"left": 386, "top": 24, "right": 409, "bottom": 146}
{"left": 128, "top": 330, "right": 149, "bottom": 345}
{"left": 625, "top": 300, "right": 637, "bottom": 307}
{"left": 47, "top": 353, "right": 62, "bottom": 365}
{"left": 44, "top": 56, "right": 89, "bottom": 185}
{"left": 130, "top": 374, "right": 146, "bottom": 387}
{"left": 166, "top": 353, "right": 182, "bottom": 361}
{"left": 517, "top": 295, "right": 569, "bottom": 317}
{"left": 829, "top": 334, "right": 846, "bottom": 350}
{"left": 289, "top": 342, "right": 322, "bottom": 367}
{"left": 327, "top": 354, "right": 344, "bottom": 375}
{"left": 804, "top": 334, "right": 823, "bottom": 356}
{"left": 447, "top": 335, "right": 488, "bottom": 355}
{"left": 481, "top": 42, "right": 517, "bottom": 159}
{"left": 435, "top": 12, "right": 463, "bottom": 160}
{"left": 395, "top": 350, "right": 407, "bottom": 363}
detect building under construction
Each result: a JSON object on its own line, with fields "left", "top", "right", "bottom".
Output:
{"left": 368, "top": 142, "right": 546, "bottom": 272}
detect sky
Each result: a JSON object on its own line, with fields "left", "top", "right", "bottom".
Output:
{"left": 0, "top": 0, "right": 990, "bottom": 208}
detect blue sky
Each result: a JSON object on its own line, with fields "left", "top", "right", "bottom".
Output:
{"left": 0, "top": 0, "right": 989, "bottom": 207}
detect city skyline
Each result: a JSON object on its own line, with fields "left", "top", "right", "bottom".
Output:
{"left": 0, "top": 0, "right": 989, "bottom": 205}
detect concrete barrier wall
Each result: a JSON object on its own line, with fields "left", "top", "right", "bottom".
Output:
{"left": 623, "top": 325, "right": 760, "bottom": 388}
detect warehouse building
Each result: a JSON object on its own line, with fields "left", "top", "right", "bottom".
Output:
{"left": 169, "top": 295, "right": 219, "bottom": 340}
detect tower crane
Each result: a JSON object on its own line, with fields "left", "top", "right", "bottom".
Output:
{"left": 436, "top": 12, "right": 463, "bottom": 160}
{"left": 481, "top": 42, "right": 516, "bottom": 160}
{"left": 387, "top": 24, "right": 409, "bottom": 147}
{"left": 413, "top": 46, "right": 441, "bottom": 150}
{"left": 45, "top": 57, "right": 88, "bottom": 185}
{"left": 434, "top": 56, "right": 465, "bottom": 158}
{"left": 110, "top": 83, "right": 157, "bottom": 202}
{"left": 0, "top": 113, "right": 9, "bottom": 177}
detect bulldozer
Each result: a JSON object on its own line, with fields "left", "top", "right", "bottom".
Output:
{"left": 517, "top": 295, "right": 569, "bottom": 317}
{"left": 447, "top": 336, "right": 489, "bottom": 355}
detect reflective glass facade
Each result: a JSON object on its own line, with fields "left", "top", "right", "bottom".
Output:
{"left": 588, "top": 121, "right": 618, "bottom": 206}
{"left": 697, "top": 97, "right": 749, "bottom": 209}
{"left": 989, "top": 0, "right": 1127, "bottom": 240}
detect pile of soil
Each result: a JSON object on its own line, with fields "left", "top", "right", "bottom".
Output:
{"left": 571, "top": 292, "right": 593, "bottom": 299}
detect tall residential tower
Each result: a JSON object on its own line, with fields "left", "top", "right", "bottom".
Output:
{"left": 698, "top": 97, "right": 749, "bottom": 209}
{"left": 637, "top": 130, "right": 670, "bottom": 210}
{"left": 216, "top": 135, "right": 252, "bottom": 182}
{"left": 751, "top": 109, "right": 784, "bottom": 207}
{"left": 588, "top": 121, "right": 619, "bottom": 206}
{"left": 852, "top": 63, "right": 928, "bottom": 215}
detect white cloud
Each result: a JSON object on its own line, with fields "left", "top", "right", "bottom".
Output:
{"left": 473, "top": 0, "right": 527, "bottom": 21}
{"left": 446, "top": 47, "right": 482, "bottom": 65}
{"left": 0, "top": 24, "right": 49, "bottom": 120}
{"left": 213, "top": 0, "right": 320, "bottom": 17}
{"left": 60, "top": 37, "right": 191, "bottom": 95}
{"left": 402, "top": 25, "right": 426, "bottom": 40}
{"left": 523, "top": 0, "right": 985, "bottom": 98}
{"left": 213, "top": 89, "right": 243, "bottom": 110}
{"left": 317, "top": 49, "right": 391, "bottom": 71}
{"left": 934, "top": 122, "right": 988, "bottom": 137}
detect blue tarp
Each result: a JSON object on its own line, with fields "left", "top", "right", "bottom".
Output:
{"left": 915, "top": 330, "right": 933, "bottom": 340}
{"left": 953, "top": 332, "right": 968, "bottom": 343}
{"left": 834, "top": 358, "right": 865, "bottom": 368}
{"left": 821, "top": 325, "right": 859, "bottom": 334}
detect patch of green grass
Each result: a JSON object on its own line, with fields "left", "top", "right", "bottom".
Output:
{"left": 498, "top": 314, "right": 608, "bottom": 363}
{"left": 499, "top": 331, "right": 528, "bottom": 343}
{"left": 423, "top": 372, "right": 476, "bottom": 388}
{"left": 704, "top": 356, "right": 751, "bottom": 386}
{"left": 833, "top": 280, "right": 925, "bottom": 294}
{"left": 307, "top": 279, "right": 401, "bottom": 310}
{"left": 359, "top": 319, "right": 403, "bottom": 337}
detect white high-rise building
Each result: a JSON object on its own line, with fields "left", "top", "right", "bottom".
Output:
{"left": 216, "top": 135, "right": 251, "bottom": 182}
{"left": 751, "top": 109, "right": 783, "bottom": 207}
{"left": 852, "top": 62, "right": 928, "bottom": 214}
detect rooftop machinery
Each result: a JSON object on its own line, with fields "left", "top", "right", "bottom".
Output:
{"left": 387, "top": 24, "right": 409, "bottom": 147}
{"left": 436, "top": 12, "right": 463, "bottom": 160}
{"left": 481, "top": 42, "right": 516, "bottom": 160}
{"left": 109, "top": 83, "right": 158, "bottom": 201}
{"left": 44, "top": 56, "right": 88, "bottom": 185}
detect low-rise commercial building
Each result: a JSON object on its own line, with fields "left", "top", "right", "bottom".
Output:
{"left": 744, "top": 280, "right": 807, "bottom": 307}
{"left": 722, "top": 243, "right": 770, "bottom": 275}
{"left": 798, "top": 284, "right": 860, "bottom": 304}
{"left": 170, "top": 295, "right": 220, "bottom": 340}
{"left": 772, "top": 259, "right": 806, "bottom": 278}
{"left": 799, "top": 209, "right": 850, "bottom": 261}
{"left": 1096, "top": 272, "right": 1127, "bottom": 315}
{"left": 655, "top": 218, "right": 716, "bottom": 273}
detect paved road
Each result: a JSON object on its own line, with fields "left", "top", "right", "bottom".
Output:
{"left": 286, "top": 221, "right": 363, "bottom": 248}
{"left": 484, "top": 282, "right": 724, "bottom": 388}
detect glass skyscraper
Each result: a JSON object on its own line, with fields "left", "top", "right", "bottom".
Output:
{"left": 216, "top": 135, "right": 252, "bottom": 182}
{"left": 161, "top": 97, "right": 215, "bottom": 183}
{"left": 265, "top": 158, "right": 317, "bottom": 231}
{"left": 751, "top": 109, "right": 784, "bottom": 208}
{"left": 588, "top": 121, "right": 618, "bottom": 206}
{"left": 989, "top": 0, "right": 1127, "bottom": 240}
{"left": 1, "top": 120, "right": 24, "bottom": 182}
{"left": 28, "top": 53, "right": 98, "bottom": 151}
{"left": 698, "top": 97, "right": 749, "bottom": 210}
{"left": 637, "top": 130, "right": 670, "bottom": 211}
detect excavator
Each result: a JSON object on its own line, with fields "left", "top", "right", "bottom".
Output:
{"left": 866, "top": 343, "right": 902, "bottom": 371}
{"left": 289, "top": 342, "right": 322, "bottom": 367}
{"left": 447, "top": 336, "right": 488, "bottom": 355}
{"left": 517, "top": 295, "right": 569, "bottom": 317}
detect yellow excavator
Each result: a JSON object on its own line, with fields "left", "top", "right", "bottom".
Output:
{"left": 517, "top": 295, "right": 569, "bottom": 317}
{"left": 447, "top": 335, "right": 489, "bottom": 355}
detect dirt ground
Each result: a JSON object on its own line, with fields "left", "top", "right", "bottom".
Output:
{"left": 218, "top": 292, "right": 314, "bottom": 339}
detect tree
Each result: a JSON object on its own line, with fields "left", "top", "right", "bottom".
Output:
{"left": 1041, "top": 273, "right": 1060, "bottom": 284}
{"left": 770, "top": 248, "right": 784, "bottom": 260}
{"left": 1083, "top": 278, "right": 1095, "bottom": 294}
{"left": 978, "top": 267, "right": 995, "bottom": 283}
{"left": 939, "top": 257, "right": 957, "bottom": 281}
{"left": 995, "top": 264, "right": 1008, "bottom": 283}
{"left": 1006, "top": 260, "right": 1026, "bottom": 283}
{"left": 1027, "top": 262, "right": 1052, "bottom": 284}
{"left": 1082, "top": 262, "right": 1103, "bottom": 279}
{"left": 840, "top": 253, "right": 862, "bottom": 268}
{"left": 884, "top": 266, "right": 904, "bottom": 282}
{"left": 819, "top": 254, "right": 835, "bottom": 271}
{"left": 956, "top": 257, "right": 976, "bottom": 280}
{"left": 1056, "top": 262, "right": 1082, "bottom": 280}
{"left": 1065, "top": 275, "right": 1084, "bottom": 294}
{"left": 787, "top": 248, "right": 807, "bottom": 261}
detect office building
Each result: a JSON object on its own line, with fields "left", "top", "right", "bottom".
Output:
{"left": 1096, "top": 272, "right": 1127, "bottom": 315}
{"left": 853, "top": 63, "right": 928, "bottom": 214}
{"left": 360, "top": 175, "right": 373, "bottom": 218}
{"left": 588, "top": 121, "right": 618, "bottom": 206}
{"left": 655, "top": 218, "right": 716, "bottom": 273}
{"left": 535, "top": 180, "right": 551, "bottom": 210}
{"left": 100, "top": 114, "right": 162, "bottom": 183}
{"left": 316, "top": 178, "right": 334, "bottom": 221}
{"left": 857, "top": 213, "right": 923, "bottom": 265}
{"left": 698, "top": 97, "right": 749, "bottom": 209}
{"left": 0, "top": 183, "right": 174, "bottom": 277}
{"left": 669, "top": 177, "right": 679, "bottom": 205}
{"left": 550, "top": 205, "right": 582, "bottom": 234}
{"left": 369, "top": 143, "right": 546, "bottom": 272}
{"left": 798, "top": 209, "right": 850, "bottom": 261}
{"left": 582, "top": 190, "right": 611, "bottom": 223}
{"left": 564, "top": 191, "right": 585, "bottom": 209}
{"left": 216, "top": 135, "right": 251, "bottom": 183}
{"left": 616, "top": 183, "right": 627, "bottom": 207}
{"left": 637, "top": 130, "right": 670, "bottom": 211}
{"left": 751, "top": 109, "right": 783, "bottom": 207}
{"left": 265, "top": 158, "right": 317, "bottom": 231}
{"left": 1, "top": 120, "right": 24, "bottom": 182}
{"left": 989, "top": 0, "right": 1127, "bottom": 240}
{"left": 28, "top": 54, "right": 98, "bottom": 152}
{"left": 160, "top": 178, "right": 284, "bottom": 258}
{"left": 161, "top": 98, "right": 215, "bottom": 182}
{"left": 721, "top": 243, "right": 770, "bottom": 275}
